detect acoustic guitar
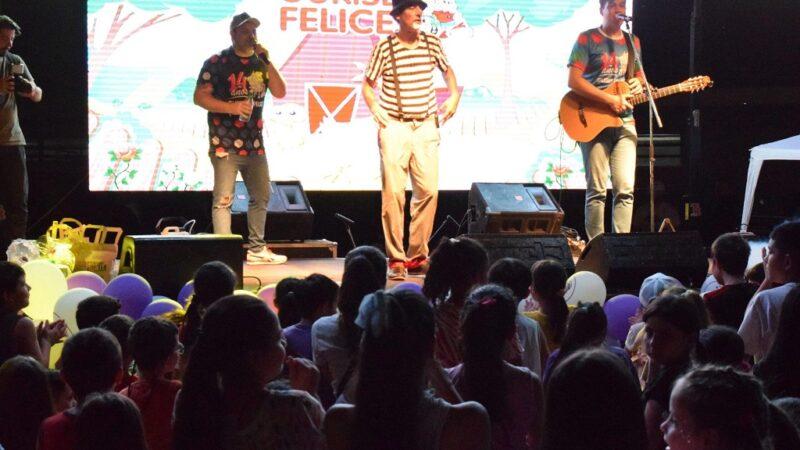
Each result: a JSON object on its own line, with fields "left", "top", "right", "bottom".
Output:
{"left": 559, "top": 76, "right": 713, "bottom": 143}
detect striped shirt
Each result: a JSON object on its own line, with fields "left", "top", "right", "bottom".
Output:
{"left": 365, "top": 32, "right": 449, "bottom": 120}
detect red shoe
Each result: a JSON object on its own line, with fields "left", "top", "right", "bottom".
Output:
{"left": 388, "top": 261, "right": 407, "bottom": 280}
{"left": 405, "top": 257, "right": 429, "bottom": 275}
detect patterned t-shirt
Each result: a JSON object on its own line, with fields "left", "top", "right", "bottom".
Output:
{"left": 197, "top": 47, "right": 269, "bottom": 157}
{"left": 568, "top": 28, "right": 643, "bottom": 90}
{"left": 365, "top": 32, "right": 449, "bottom": 120}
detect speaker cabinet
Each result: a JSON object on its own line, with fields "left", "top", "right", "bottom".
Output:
{"left": 119, "top": 234, "right": 243, "bottom": 298}
{"left": 575, "top": 232, "right": 708, "bottom": 294}
{"left": 232, "top": 180, "right": 314, "bottom": 242}
{"left": 468, "top": 183, "right": 564, "bottom": 235}
{"left": 461, "top": 233, "right": 575, "bottom": 275}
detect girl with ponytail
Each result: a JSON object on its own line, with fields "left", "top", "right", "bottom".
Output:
{"left": 311, "top": 246, "right": 386, "bottom": 404}
{"left": 447, "top": 284, "right": 543, "bottom": 450}
{"left": 523, "top": 259, "right": 570, "bottom": 352}
{"left": 324, "top": 289, "right": 490, "bottom": 450}
{"left": 422, "top": 237, "right": 489, "bottom": 367}
{"left": 173, "top": 295, "right": 324, "bottom": 450}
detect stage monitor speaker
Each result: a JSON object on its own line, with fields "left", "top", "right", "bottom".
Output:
{"left": 232, "top": 180, "right": 314, "bottom": 242}
{"left": 119, "top": 234, "right": 243, "bottom": 298}
{"left": 468, "top": 183, "right": 564, "bottom": 235}
{"left": 575, "top": 232, "right": 708, "bottom": 294}
{"left": 460, "top": 233, "right": 575, "bottom": 275}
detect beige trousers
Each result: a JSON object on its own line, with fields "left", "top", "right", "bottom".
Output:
{"left": 378, "top": 116, "right": 440, "bottom": 262}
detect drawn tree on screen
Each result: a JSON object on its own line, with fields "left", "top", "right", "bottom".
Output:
{"left": 485, "top": 11, "right": 529, "bottom": 101}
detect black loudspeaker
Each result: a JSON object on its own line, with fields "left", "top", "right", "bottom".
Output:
{"left": 232, "top": 180, "right": 314, "bottom": 242}
{"left": 119, "top": 234, "right": 243, "bottom": 298}
{"left": 461, "top": 233, "right": 575, "bottom": 275}
{"left": 468, "top": 183, "right": 564, "bottom": 235}
{"left": 575, "top": 232, "right": 708, "bottom": 294}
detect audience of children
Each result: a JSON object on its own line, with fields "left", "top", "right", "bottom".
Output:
{"left": 3, "top": 220, "right": 800, "bottom": 450}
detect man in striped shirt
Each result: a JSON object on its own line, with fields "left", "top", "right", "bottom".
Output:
{"left": 362, "top": 0, "right": 460, "bottom": 280}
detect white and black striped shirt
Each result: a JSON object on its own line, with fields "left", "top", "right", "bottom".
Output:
{"left": 365, "top": 32, "right": 449, "bottom": 120}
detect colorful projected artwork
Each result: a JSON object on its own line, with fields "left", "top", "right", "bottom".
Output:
{"left": 88, "top": 0, "right": 631, "bottom": 191}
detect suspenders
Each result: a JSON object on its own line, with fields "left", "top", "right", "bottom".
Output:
{"left": 386, "top": 32, "right": 437, "bottom": 121}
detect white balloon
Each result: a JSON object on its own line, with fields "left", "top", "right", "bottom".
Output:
{"left": 564, "top": 271, "right": 607, "bottom": 305}
{"left": 234, "top": 289, "right": 259, "bottom": 298}
{"left": 53, "top": 288, "right": 98, "bottom": 335}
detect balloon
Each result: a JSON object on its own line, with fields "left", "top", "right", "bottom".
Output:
{"left": 49, "top": 342, "right": 63, "bottom": 370}
{"left": 603, "top": 294, "right": 641, "bottom": 344}
{"left": 564, "top": 271, "right": 607, "bottom": 306}
{"left": 234, "top": 289, "right": 259, "bottom": 298}
{"left": 141, "top": 299, "right": 183, "bottom": 318}
{"left": 177, "top": 281, "right": 194, "bottom": 306}
{"left": 392, "top": 282, "right": 423, "bottom": 295}
{"left": 53, "top": 288, "right": 97, "bottom": 335}
{"left": 257, "top": 284, "right": 278, "bottom": 312}
{"left": 66, "top": 271, "right": 107, "bottom": 294}
{"left": 22, "top": 260, "right": 68, "bottom": 322}
{"left": 153, "top": 295, "right": 169, "bottom": 301}
{"left": 103, "top": 274, "right": 153, "bottom": 319}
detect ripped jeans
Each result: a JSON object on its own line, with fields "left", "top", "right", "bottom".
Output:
{"left": 209, "top": 153, "right": 270, "bottom": 251}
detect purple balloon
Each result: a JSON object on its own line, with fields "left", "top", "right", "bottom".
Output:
{"left": 103, "top": 274, "right": 153, "bottom": 319}
{"left": 603, "top": 294, "right": 641, "bottom": 344}
{"left": 177, "top": 281, "right": 194, "bottom": 306}
{"left": 66, "top": 271, "right": 107, "bottom": 294}
{"left": 141, "top": 299, "right": 182, "bottom": 318}
{"left": 392, "top": 282, "right": 423, "bottom": 294}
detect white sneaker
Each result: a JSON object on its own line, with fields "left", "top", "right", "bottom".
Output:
{"left": 246, "top": 247, "right": 288, "bottom": 265}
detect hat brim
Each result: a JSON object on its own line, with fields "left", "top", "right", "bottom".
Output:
{"left": 231, "top": 17, "right": 261, "bottom": 31}
{"left": 391, "top": 0, "right": 428, "bottom": 17}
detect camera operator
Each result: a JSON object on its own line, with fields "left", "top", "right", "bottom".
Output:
{"left": 0, "top": 15, "right": 42, "bottom": 259}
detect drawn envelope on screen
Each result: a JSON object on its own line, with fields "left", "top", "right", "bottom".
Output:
{"left": 305, "top": 83, "right": 360, "bottom": 134}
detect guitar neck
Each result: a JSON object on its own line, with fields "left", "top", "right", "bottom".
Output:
{"left": 630, "top": 84, "right": 684, "bottom": 105}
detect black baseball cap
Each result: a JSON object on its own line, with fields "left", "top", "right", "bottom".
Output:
{"left": 0, "top": 15, "right": 22, "bottom": 35}
{"left": 229, "top": 12, "right": 260, "bottom": 32}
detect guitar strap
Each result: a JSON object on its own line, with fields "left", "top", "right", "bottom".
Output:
{"left": 622, "top": 31, "right": 636, "bottom": 81}
{"left": 387, "top": 35, "right": 405, "bottom": 120}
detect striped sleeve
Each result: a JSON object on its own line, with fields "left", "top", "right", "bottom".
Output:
{"left": 365, "top": 38, "right": 387, "bottom": 82}
{"left": 427, "top": 34, "right": 450, "bottom": 72}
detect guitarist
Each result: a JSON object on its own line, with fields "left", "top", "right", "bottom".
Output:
{"left": 567, "top": 0, "right": 644, "bottom": 240}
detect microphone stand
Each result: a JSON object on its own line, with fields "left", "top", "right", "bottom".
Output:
{"left": 622, "top": 17, "right": 662, "bottom": 233}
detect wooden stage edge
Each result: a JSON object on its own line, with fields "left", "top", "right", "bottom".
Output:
{"left": 243, "top": 258, "right": 424, "bottom": 291}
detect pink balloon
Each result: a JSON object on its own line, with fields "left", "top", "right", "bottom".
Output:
{"left": 66, "top": 271, "right": 107, "bottom": 294}
{"left": 257, "top": 285, "right": 278, "bottom": 313}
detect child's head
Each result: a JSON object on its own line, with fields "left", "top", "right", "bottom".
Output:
{"left": 0, "top": 356, "right": 54, "bottom": 450}
{"left": 47, "top": 369, "right": 74, "bottom": 412}
{"left": 487, "top": 257, "right": 532, "bottom": 301}
{"left": 559, "top": 302, "right": 608, "bottom": 353}
{"left": 98, "top": 314, "right": 135, "bottom": 364}
{"left": 662, "top": 366, "right": 770, "bottom": 450}
{"left": 423, "top": 237, "right": 488, "bottom": 302}
{"left": 76, "top": 295, "right": 121, "bottom": 329}
{"left": 710, "top": 232, "right": 751, "bottom": 282}
{"left": 192, "top": 261, "right": 237, "bottom": 308}
{"left": 298, "top": 273, "right": 338, "bottom": 321}
{"left": 639, "top": 272, "right": 683, "bottom": 310}
{"left": 274, "top": 277, "right": 304, "bottom": 328}
{"left": 460, "top": 284, "right": 517, "bottom": 422}
{"left": 696, "top": 325, "right": 745, "bottom": 368}
{"left": 643, "top": 294, "right": 703, "bottom": 366}
{"left": 745, "top": 262, "right": 765, "bottom": 285}
{"left": 766, "top": 220, "right": 800, "bottom": 283}
{"left": 128, "top": 317, "right": 180, "bottom": 377}
{"left": 339, "top": 246, "right": 387, "bottom": 352}
{"left": 0, "top": 261, "right": 29, "bottom": 312}
{"left": 543, "top": 348, "right": 646, "bottom": 450}
{"left": 61, "top": 328, "right": 122, "bottom": 401}
{"left": 530, "top": 259, "right": 567, "bottom": 300}
{"left": 76, "top": 392, "right": 147, "bottom": 450}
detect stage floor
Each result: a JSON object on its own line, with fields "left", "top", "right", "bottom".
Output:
{"left": 243, "top": 258, "right": 424, "bottom": 290}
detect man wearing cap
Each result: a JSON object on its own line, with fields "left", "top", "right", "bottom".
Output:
{"left": 194, "top": 12, "right": 288, "bottom": 264}
{"left": 0, "top": 15, "right": 42, "bottom": 259}
{"left": 363, "top": 0, "right": 460, "bottom": 280}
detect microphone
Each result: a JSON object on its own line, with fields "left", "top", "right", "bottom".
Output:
{"left": 616, "top": 13, "right": 633, "bottom": 21}
{"left": 334, "top": 213, "right": 355, "bottom": 226}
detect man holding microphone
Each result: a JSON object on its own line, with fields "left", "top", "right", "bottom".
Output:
{"left": 194, "top": 12, "right": 288, "bottom": 265}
